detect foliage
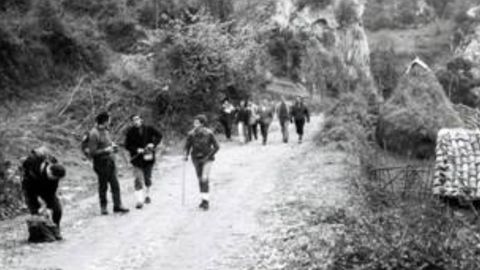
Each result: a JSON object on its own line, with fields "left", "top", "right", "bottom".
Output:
{"left": 100, "top": 17, "right": 147, "bottom": 53}
{"left": 297, "top": 0, "right": 332, "bottom": 10}
{"left": 204, "top": 0, "right": 234, "bottom": 21}
{"left": 61, "top": 0, "right": 123, "bottom": 20}
{"left": 152, "top": 15, "right": 264, "bottom": 133}
{"left": 0, "top": 0, "right": 107, "bottom": 101}
{"left": 266, "top": 28, "right": 306, "bottom": 82}
{"left": 0, "top": 0, "right": 31, "bottom": 13}
{"left": 137, "top": 0, "right": 200, "bottom": 29}
{"left": 426, "top": 0, "right": 453, "bottom": 19}
{"left": 333, "top": 198, "right": 480, "bottom": 270}
{"left": 335, "top": 0, "right": 359, "bottom": 28}
{"left": 370, "top": 47, "right": 402, "bottom": 99}
{"left": 437, "top": 57, "right": 480, "bottom": 107}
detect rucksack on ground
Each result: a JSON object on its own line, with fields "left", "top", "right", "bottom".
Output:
{"left": 26, "top": 215, "right": 58, "bottom": 243}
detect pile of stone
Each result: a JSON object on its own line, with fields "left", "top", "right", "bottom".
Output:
{"left": 433, "top": 128, "right": 480, "bottom": 199}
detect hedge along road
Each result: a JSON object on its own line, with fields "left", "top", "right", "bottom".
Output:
{"left": 1, "top": 114, "right": 346, "bottom": 270}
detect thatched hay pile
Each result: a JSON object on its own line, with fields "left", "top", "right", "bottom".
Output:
{"left": 376, "top": 59, "right": 465, "bottom": 158}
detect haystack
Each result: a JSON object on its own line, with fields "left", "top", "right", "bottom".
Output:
{"left": 376, "top": 58, "right": 465, "bottom": 158}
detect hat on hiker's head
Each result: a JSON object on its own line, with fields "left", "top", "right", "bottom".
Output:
{"left": 96, "top": 112, "right": 110, "bottom": 125}
{"left": 194, "top": 114, "right": 207, "bottom": 125}
{"left": 32, "top": 146, "right": 50, "bottom": 157}
{"left": 49, "top": 164, "right": 66, "bottom": 179}
{"left": 130, "top": 113, "right": 142, "bottom": 121}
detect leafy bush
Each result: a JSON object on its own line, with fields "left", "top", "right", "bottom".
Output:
{"left": 437, "top": 57, "right": 480, "bottom": 107}
{"left": 297, "top": 0, "right": 332, "bottom": 10}
{"left": 137, "top": 0, "right": 200, "bottom": 29}
{"left": 100, "top": 17, "right": 147, "bottom": 53}
{"left": 61, "top": 0, "right": 122, "bottom": 20}
{"left": 335, "top": 0, "right": 359, "bottom": 28}
{"left": 152, "top": 16, "right": 263, "bottom": 133}
{"left": 0, "top": 0, "right": 107, "bottom": 100}
{"left": 370, "top": 48, "right": 402, "bottom": 99}
{"left": 266, "top": 28, "right": 306, "bottom": 82}
{"left": 0, "top": 0, "right": 31, "bottom": 13}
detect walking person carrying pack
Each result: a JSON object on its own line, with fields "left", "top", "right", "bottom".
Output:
{"left": 277, "top": 96, "right": 290, "bottom": 143}
{"left": 124, "top": 114, "right": 162, "bottom": 209}
{"left": 290, "top": 96, "right": 310, "bottom": 144}
{"left": 219, "top": 98, "right": 235, "bottom": 140}
{"left": 87, "top": 112, "right": 129, "bottom": 215}
{"left": 184, "top": 114, "right": 220, "bottom": 210}
{"left": 22, "top": 146, "right": 66, "bottom": 242}
{"left": 235, "top": 100, "right": 250, "bottom": 144}
{"left": 258, "top": 99, "right": 274, "bottom": 145}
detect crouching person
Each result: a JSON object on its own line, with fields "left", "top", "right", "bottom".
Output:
{"left": 22, "top": 147, "right": 66, "bottom": 241}
{"left": 184, "top": 115, "right": 220, "bottom": 210}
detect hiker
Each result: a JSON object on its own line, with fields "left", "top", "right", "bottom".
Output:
{"left": 290, "top": 96, "right": 310, "bottom": 143}
{"left": 277, "top": 96, "right": 290, "bottom": 143}
{"left": 247, "top": 101, "right": 260, "bottom": 142}
{"left": 125, "top": 114, "right": 163, "bottom": 209}
{"left": 235, "top": 100, "right": 250, "bottom": 143}
{"left": 258, "top": 99, "right": 274, "bottom": 145}
{"left": 22, "top": 146, "right": 66, "bottom": 240}
{"left": 219, "top": 98, "right": 235, "bottom": 140}
{"left": 184, "top": 114, "right": 220, "bottom": 210}
{"left": 88, "top": 112, "right": 129, "bottom": 215}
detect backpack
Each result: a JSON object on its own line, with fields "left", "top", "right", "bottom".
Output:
{"left": 26, "top": 214, "right": 58, "bottom": 243}
{"left": 80, "top": 131, "right": 91, "bottom": 159}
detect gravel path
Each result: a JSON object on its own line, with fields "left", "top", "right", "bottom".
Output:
{"left": 0, "top": 115, "right": 351, "bottom": 270}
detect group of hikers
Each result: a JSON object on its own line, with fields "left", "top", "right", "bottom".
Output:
{"left": 19, "top": 94, "right": 309, "bottom": 242}
{"left": 220, "top": 95, "right": 310, "bottom": 145}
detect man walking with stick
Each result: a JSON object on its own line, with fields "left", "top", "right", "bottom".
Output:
{"left": 184, "top": 114, "right": 220, "bottom": 210}
{"left": 125, "top": 114, "right": 162, "bottom": 209}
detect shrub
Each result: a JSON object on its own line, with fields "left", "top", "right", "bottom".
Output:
{"left": 370, "top": 48, "right": 402, "bottom": 99}
{"left": 334, "top": 0, "right": 359, "bottom": 28}
{"left": 297, "top": 0, "right": 332, "bottom": 10}
{"left": 0, "top": 0, "right": 31, "bottom": 13}
{"left": 100, "top": 17, "right": 147, "bottom": 53}
{"left": 61, "top": 0, "right": 121, "bottom": 20}
{"left": 266, "top": 28, "right": 306, "bottom": 82}
{"left": 152, "top": 16, "right": 261, "bottom": 134}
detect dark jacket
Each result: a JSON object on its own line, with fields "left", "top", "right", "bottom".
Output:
{"left": 185, "top": 127, "right": 220, "bottom": 161}
{"left": 125, "top": 125, "right": 162, "bottom": 167}
{"left": 88, "top": 126, "right": 115, "bottom": 160}
{"left": 220, "top": 102, "right": 235, "bottom": 123}
{"left": 235, "top": 107, "right": 250, "bottom": 124}
{"left": 277, "top": 102, "right": 290, "bottom": 122}
{"left": 258, "top": 105, "right": 274, "bottom": 125}
{"left": 290, "top": 103, "right": 310, "bottom": 122}
{"left": 22, "top": 152, "right": 59, "bottom": 195}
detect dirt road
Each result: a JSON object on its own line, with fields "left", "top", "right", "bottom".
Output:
{"left": 0, "top": 115, "right": 352, "bottom": 270}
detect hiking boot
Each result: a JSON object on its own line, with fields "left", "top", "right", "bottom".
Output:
{"left": 113, "top": 206, "right": 130, "bottom": 214}
{"left": 145, "top": 196, "right": 151, "bottom": 204}
{"left": 100, "top": 207, "right": 109, "bottom": 215}
{"left": 135, "top": 203, "right": 143, "bottom": 209}
{"left": 199, "top": 200, "right": 209, "bottom": 210}
{"left": 54, "top": 227, "right": 63, "bottom": 241}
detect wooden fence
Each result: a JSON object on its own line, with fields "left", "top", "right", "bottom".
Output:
{"left": 368, "top": 165, "right": 435, "bottom": 200}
